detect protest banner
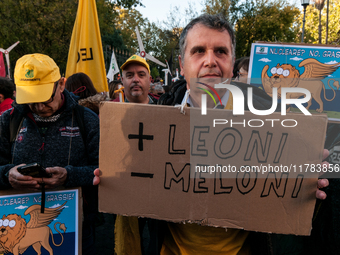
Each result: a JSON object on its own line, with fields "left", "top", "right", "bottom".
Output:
{"left": 0, "top": 188, "right": 81, "bottom": 255}
{"left": 106, "top": 48, "right": 120, "bottom": 83}
{"left": 99, "top": 102, "right": 328, "bottom": 235}
{"left": 65, "top": 0, "right": 108, "bottom": 93}
{"left": 248, "top": 42, "right": 340, "bottom": 121}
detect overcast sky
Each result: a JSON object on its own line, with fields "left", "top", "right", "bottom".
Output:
{"left": 136, "top": 0, "right": 202, "bottom": 24}
{"left": 136, "top": 0, "right": 300, "bottom": 24}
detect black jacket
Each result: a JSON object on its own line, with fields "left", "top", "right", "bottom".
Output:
{"left": 303, "top": 122, "right": 340, "bottom": 255}
{"left": 0, "top": 90, "right": 99, "bottom": 220}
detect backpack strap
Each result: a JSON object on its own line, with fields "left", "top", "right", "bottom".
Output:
{"left": 9, "top": 108, "right": 24, "bottom": 144}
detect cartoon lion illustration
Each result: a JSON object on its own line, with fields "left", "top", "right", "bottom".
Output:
{"left": 0, "top": 202, "right": 67, "bottom": 255}
{"left": 262, "top": 58, "right": 340, "bottom": 112}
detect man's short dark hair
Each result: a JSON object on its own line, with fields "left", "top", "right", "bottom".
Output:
{"left": 179, "top": 14, "right": 236, "bottom": 64}
{"left": 0, "top": 77, "right": 15, "bottom": 99}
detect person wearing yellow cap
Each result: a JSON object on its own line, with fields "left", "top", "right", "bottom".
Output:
{"left": 93, "top": 54, "right": 159, "bottom": 255}
{"left": 120, "top": 54, "right": 158, "bottom": 104}
{"left": 0, "top": 54, "right": 100, "bottom": 254}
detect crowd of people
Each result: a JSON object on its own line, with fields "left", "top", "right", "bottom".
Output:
{"left": 0, "top": 13, "right": 338, "bottom": 255}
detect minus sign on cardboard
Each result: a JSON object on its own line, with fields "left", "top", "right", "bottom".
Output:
{"left": 131, "top": 172, "right": 154, "bottom": 178}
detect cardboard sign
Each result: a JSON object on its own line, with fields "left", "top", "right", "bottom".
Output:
{"left": 249, "top": 42, "right": 340, "bottom": 121}
{"left": 0, "top": 188, "right": 81, "bottom": 255}
{"left": 99, "top": 102, "right": 327, "bottom": 235}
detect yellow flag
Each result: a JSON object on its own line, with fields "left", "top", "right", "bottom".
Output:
{"left": 66, "top": 0, "right": 108, "bottom": 92}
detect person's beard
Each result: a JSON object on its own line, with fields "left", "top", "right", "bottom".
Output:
{"left": 130, "top": 83, "right": 143, "bottom": 97}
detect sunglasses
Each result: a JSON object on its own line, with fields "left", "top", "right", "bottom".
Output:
{"left": 42, "top": 80, "right": 59, "bottom": 104}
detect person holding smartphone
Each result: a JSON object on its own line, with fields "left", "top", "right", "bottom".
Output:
{"left": 0, "top": 54, "right": 100, "bottom": 255}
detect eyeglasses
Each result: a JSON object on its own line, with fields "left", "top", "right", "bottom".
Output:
{"left": 42, "top": 80, "right": 59, "bottom": 104}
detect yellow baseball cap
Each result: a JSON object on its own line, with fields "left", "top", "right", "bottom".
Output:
{"left": 121, "top": 55, "right": 150, "bottom": 74}
{"left": 14, "top": 54, "right": 61, "bottom": 104}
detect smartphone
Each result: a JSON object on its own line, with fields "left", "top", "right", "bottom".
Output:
{"left": 17, "top": 163, "right": 52, "bottom": 178}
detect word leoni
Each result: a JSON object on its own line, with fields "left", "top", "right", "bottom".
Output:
{"left": 201, "top": 85, "right": 311, "bottom": 116}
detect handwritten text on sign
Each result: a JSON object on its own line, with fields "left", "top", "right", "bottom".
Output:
{"left": 99, "top": 102, "right": 327, "bottom": 235}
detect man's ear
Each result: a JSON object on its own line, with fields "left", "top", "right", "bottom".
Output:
{"left": 179, "top": 55, "right": 184, "bottom": 77}
{"left": 0, "top": 93, "right": 4, "bottom": 103}
{"left": 59, "top": 77, "right": 66, "bottom": 92}
{"left": 179, "top": 55, "right": 189, "bottom": 90}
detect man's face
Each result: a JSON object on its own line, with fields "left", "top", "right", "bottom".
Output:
{"left": 29, "top": 78, "right": 65, "bottom": 117}
{"left": 179, "top": 24, "right": 234, "bottom": 107}
{"left": 122, "top": 63, "right": 151, "bottom": 104}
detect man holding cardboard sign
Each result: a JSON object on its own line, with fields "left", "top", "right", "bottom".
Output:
{"left": 108, "top": 55, "right": 159, "bottom": 255}
{"left": 158, "top": 13, "right": 328, "bottom": 199}
{"left": 157, "top": 14, "right": 329, "bottom": 255}
{"left": 95, "top": 14, "right": 329, "bottom": 255}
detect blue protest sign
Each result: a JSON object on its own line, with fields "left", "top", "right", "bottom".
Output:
{"left": 0, "top": 189, "right": 80, "bottom": 255}
{"left": 249, "top": 43, "right": 340, "bottom": 120}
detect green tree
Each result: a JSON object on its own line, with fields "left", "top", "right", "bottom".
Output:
{"left": 298, "top": 0, "right": 340, "bottom": 44}
{"left": 144, "top": 21, "right": 182, "bottom": 75}
{"left": 0, "top": 0, "right": 78, "bottom": 75}
{"left": 0, "top": 0, "right": 142, "bottom": 77}
{"left": 113, "top": 7, "right": 148, "bottom": 54}
{"left": 234, "top": 0, "right": 299, "bottom": 57}
{"left": 150, "top": 66, "right": 159, "bottom": 79}
{"left": 203, "top": 0, "right": 250, "bottom": 26}
{"left": 203, "top": 0, "right": 241, "bottom": 24}
{"left": 204, "top": 0, "right": 231, "bottom": 17}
